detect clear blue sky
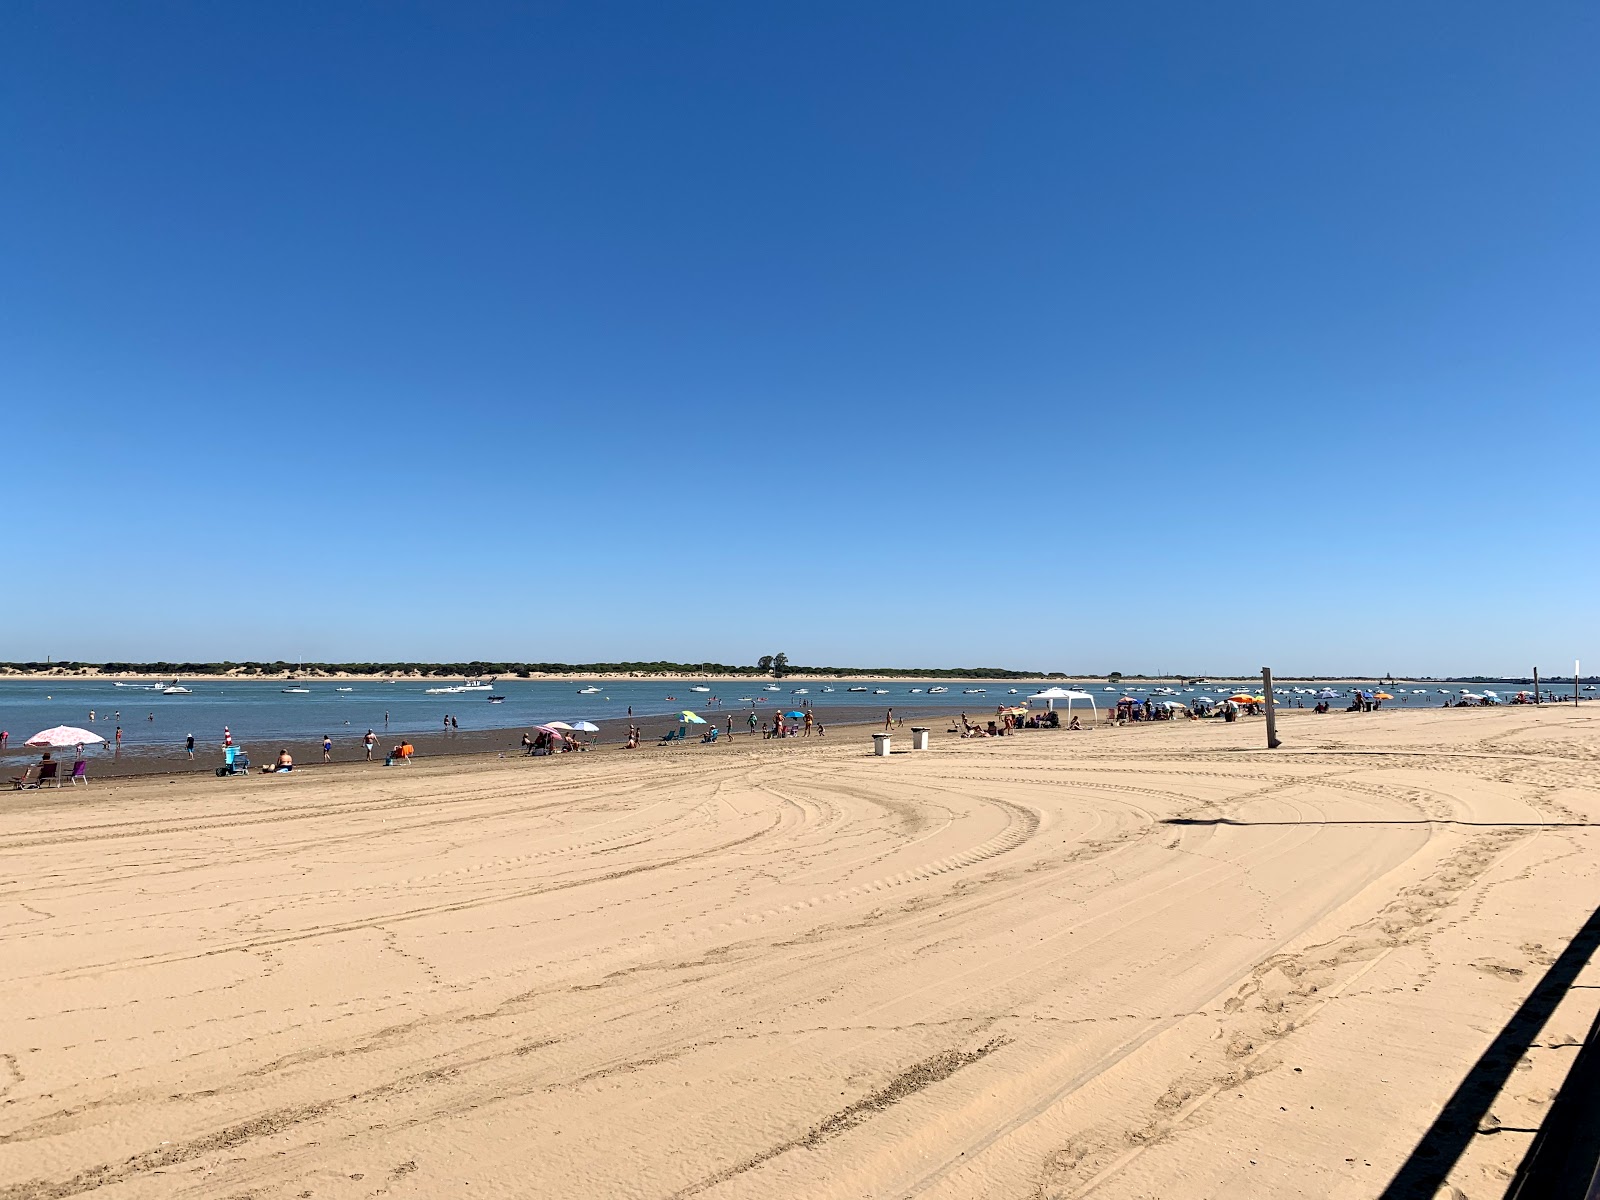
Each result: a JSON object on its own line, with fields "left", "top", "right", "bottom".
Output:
{"left": 4, "top": 2, "right": 1596, "bottom": 675}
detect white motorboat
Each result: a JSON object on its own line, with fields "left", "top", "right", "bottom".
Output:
{"left": 457, "top": 679, "right": 494, "bottom": 692}
{"left": 928, "top": 686, "right": 948, "bottom": 694}
{"left": 821, "top": 686, "right": 834, "bottom": 692}
{"left": 691, "top": 686, "right": 712, "bottom": 693}
{"left": 162, "top": 681, "right": 192, "bottom": 695}
{"left": 282, "top": 686, "right": 311, "bottom": 694}
{"left": 847, "top": 686, "right": 868, "bottom": 692}
{"left": 873, "top": 688, "right": 890, "bottom": 694}
{"left": 765, "top": 685, "right": 781, "bottom": 691}
{"left": 963, "top": 688, "right": 986, "bottom": 694}
{"left": 909, "top": 688, "right": 923, "bottom": 693}
{"left": 791, "top": 688, "right": 808, "bottom": 694}
{"left": 578, "top": 686, "right": 603, "bottom": 694}
{"left": 336, "top": 687, "right": 353, "bottom": 692}
{"left": 425, "top": 685, "right": 464, "bottom": 694}
{"left": 1008, "top": 688, "right": 1020, "bottom": 694}
{"left": 115, "top": 681, "right": 163, "bottom": 690}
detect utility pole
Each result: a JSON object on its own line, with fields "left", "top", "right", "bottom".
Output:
{"left": 1534, "top": 667, "right": 1540, "bottom": 705}
{"left": 1262, "top": 667, "right": 1281, "bottom": 749}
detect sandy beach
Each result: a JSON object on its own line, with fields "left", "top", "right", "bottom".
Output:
{"left": 3, "top": 705, "right": 1598, "bottom": 1198}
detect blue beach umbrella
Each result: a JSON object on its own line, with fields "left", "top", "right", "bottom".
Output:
{"left": 785, "top": 710, "right": 806, "bottom": 718}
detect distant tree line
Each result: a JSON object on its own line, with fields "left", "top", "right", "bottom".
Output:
{"left": 0, "top": 659, "right": 1066, "bottom": 679}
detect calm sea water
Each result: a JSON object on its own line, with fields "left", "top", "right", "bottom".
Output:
{"left": 0, "top": 677, "right": 1567, "bottom": 756}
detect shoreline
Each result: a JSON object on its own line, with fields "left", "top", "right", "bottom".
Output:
{"left": 0, "top": 701, "right": 1511, "bottom": 780}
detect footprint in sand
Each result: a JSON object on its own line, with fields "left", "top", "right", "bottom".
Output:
{"left": 1471, "top": 960, "right": 1525, "bottom": 981}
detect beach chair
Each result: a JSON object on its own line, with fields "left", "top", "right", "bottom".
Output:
{"left": 216, "top": 749, "right": 251, "bottom": 777}
{"left": 65, "top": 760, "right": 88, "bottom": 786}
{"left": 658, "top": 726, "right": 686, "bottom": 744}
{"left": 36, "top": 761, "right": 60, "bottom": 789}
{"left": 9, "top": 766, "right": 39, "bottom": 790}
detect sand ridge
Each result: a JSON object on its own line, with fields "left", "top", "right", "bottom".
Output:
{"left": 2, "top": 707, "right": 1599, "bottom": 1198}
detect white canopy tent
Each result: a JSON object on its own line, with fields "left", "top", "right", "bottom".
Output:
{"left": 1028, "top": 687, "right": 1097, "bottom": 718}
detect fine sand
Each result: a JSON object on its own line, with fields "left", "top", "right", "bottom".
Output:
{"left": 3, "top": 706, "right": 1599, "bottom": 1198}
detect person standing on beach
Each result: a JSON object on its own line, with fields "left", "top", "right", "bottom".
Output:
{"left": 803, "top": 710, "right": 813, "bottom": 737}
{"left": 185, "top": 734, "right": 195, "bottom": 759}
{"left": 364, "top": 730, "right": 376, "bottom": 761}
{"left": 885, "top": 709, "right": 893, "bottom": 730}
{"left": 748, "top": 710, "right": 757, "bottom": 734}
{"left": 726, "top": 714, "right": 733, "bottom": 739}
{"left": 322, "top": 735, "right": 332, "bottom": 763}
{"left": 1, "top": 731, "right": 8, "bottom": 748}
{"left": 115, "top": 725, "right": 123, "bottom": 748}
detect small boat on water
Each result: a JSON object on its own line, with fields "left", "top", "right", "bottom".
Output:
{"left": 765, "top": 685, "right": 781, "bottom": 691}
{"left": 488, "top": 696, "right": 505, "bottom": 703}
{"left": 737, "top": 697, "right": 755, "bottom": 703}
{"left": 691, "top": 686, "right": 712, "bottom": 693}
{"left": 963, "top": 688, "right": 986, "bottom": 694}
{"left": 336, "top": 687, "right": 353, "bottom": 692}
{"left": 821, "top": 686, "right": 834, "bottom": 692}
{"left": 162, "top": 682, "right": 192, "bottom": 695}
{"left": 847, "top": 686, "right": 868, "bottom": 692}
{"left": 579, "top": 686, "right": 603, "bottom": 694}
{"left": 909, "top": 688, "right": 923, "bottom": 693}
{"left": 928, "top": 686, "right": 948, "bottom": 694}
{"left": 457, "top": 679, "right": 494, "bottom": 692}
{"left": 282, "top": 686, "right": 311, "bottom": 694}
{"left": 115, "top": 681, "right": 163, "bottom": 690}
{"left": 873, "top": 688, "right": 890, "bottom": 694}
{"left": 791, "top": 688, "right": 808, "bottom": 694}
{"left": 1008, "top": 688, "right": 1020, "bottom": 694}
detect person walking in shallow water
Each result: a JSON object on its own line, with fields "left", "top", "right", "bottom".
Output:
{"left": 322, "top": 734, "right": 332, "bottom": 763}
{"left": 185, "top": 734, "right": 195, "bottom": 759}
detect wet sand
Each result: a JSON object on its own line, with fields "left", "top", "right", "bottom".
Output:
{"left": 3, "top": 705, "right": 1598, "bottom": 1198}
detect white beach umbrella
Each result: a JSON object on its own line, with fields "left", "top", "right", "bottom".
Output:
{"left": 543, "top": 721, "right": 575, "bottom": 731}
{"left": 569, "top": 721, "right": 600, "bottom": 732}
{"left": 26, "top": 726, "right": 105, "bottom": 748}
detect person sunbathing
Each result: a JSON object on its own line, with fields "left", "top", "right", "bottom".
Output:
{"left": 262, "top": 749, "right": 294, "bottom": 773}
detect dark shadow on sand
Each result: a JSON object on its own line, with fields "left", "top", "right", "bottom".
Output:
{"left": 1377, "top": 899, "right": 1600, "bottom": 1199}
{"left": 1163, "top": 817, "right": 1600, "bottom": 828}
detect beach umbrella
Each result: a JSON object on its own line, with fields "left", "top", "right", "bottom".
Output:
{"left": 25, "top": 726, "right": 105, "bottom": 748}
{"left": 680, "top": 711, "right": 707, "bottom": 724}
{"left": 1374, "top": 692, "right": 1394, "bottom": 700}
{"left": 544, "top": 720, "right": 575, "bottom": 731}
{"left": 1227, "top": 694, "right": 1257, "bottom": 703}
{"left": 569, "top": 720, "right": 599, "bottom": 733}
{"left": 1315, "top": 689, "right": 1338, "bottom": 699}
{"left": 784, "top": 710, "right": 806, "bottom": 718}
{"left": 534, "top": 725, "right": 567, "bottom": 740}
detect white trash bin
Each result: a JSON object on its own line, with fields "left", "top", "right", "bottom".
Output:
{"left": 910, "top": 727, "right": 930, "bottom": 750}
{"left": 872, "top": 733, "right": 892, "bottom": 757}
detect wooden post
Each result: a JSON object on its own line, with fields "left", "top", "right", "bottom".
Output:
{"left": 1577, "top": 660, "right": 1582, "bottom": 707}
{"left": 1262, "top": 667, "right": 1281, "bottom": 749}
{"left": 1534, "top": 668, "right": 1540, "bottom": 706}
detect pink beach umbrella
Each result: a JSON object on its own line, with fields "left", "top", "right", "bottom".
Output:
{"left": 26, "top": 725, "right": 105, "bottom": 748}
